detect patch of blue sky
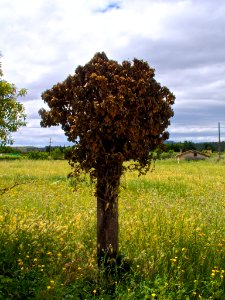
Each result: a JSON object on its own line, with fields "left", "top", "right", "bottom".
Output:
{"left": 96, "top": 2, "right": 121, "bottom": 13}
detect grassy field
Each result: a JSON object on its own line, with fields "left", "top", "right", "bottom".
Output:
{"left": 0, "top": 159, "right": 224, "bottom": 299}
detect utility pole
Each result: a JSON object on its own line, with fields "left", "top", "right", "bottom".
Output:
{"left": 218, "top": 122, "right": 221, "bottom": 160}
{"left": 49, "top": 138, "right": 52, "bottom": 155}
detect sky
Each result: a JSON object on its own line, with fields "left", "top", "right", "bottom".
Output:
{"left": 1, "top": 0, "right": 225, "bottom": 147}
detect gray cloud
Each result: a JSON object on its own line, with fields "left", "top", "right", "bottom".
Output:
{"left": 1, "top": 0, "right": 225, "bottom": 145}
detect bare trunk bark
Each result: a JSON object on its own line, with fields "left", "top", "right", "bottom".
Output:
{"left": 96, "top": 161, "right": 122, "bottom": 266}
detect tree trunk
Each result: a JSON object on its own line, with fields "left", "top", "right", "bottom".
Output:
{"left": 96, "top": 161, "right": 122, "bottom": 266}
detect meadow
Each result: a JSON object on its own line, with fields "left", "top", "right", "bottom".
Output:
{"left": 0, "top": 158, "right": 224, "bottom": 299}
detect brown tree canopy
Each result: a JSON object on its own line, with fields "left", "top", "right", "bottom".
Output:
{"left": 40, "top": 52, "right": 175, "bottom": 176}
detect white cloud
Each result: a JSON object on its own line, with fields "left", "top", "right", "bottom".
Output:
{"left": 1, "top": 0, "right": 225, "bottom": 145}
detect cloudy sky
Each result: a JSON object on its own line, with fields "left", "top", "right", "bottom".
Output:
{"left": 1, "top": 0, "right": 225, "bottom": 146}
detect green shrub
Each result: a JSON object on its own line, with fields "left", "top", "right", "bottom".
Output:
{"left": 0, "top": 154, "right": 21, "bottom": 160}
{"left": 50, "top": 148, "right": 64, "bottom": 160}
{"left": 27, "top": 151, "right": 49, "bottom": 160}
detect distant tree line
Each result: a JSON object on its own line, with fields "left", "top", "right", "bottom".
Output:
{"left": 0, "top": 141, "right": 224, "bottom": 160}
{"left": 0, "top": 145, "right": 73, "bottom": 160}
{"left": 164, "top": 141, "right": 225, "bottom": 152}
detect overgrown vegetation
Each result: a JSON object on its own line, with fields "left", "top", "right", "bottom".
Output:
{"left": 0, "top": 146, "right": 67, "bottom": 160}
{"left": 0, "top": 159, "right": 224, "bottom": 299}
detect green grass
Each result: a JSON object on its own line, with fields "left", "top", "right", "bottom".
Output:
{"left": 0, "top": 159, "right": 225, "bottom": 299}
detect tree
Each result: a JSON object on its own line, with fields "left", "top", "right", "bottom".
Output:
{"left": 182, "top": 140, "right": 196, "bottom": 152}
{"left": 200, "top": 142, "right": 215, "bottom": 152}
{"left": 39, "top": 52, "right": 175, "bottom": 265}
{"left": 0, "top": 56, "right": 27, "bottom": 146}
